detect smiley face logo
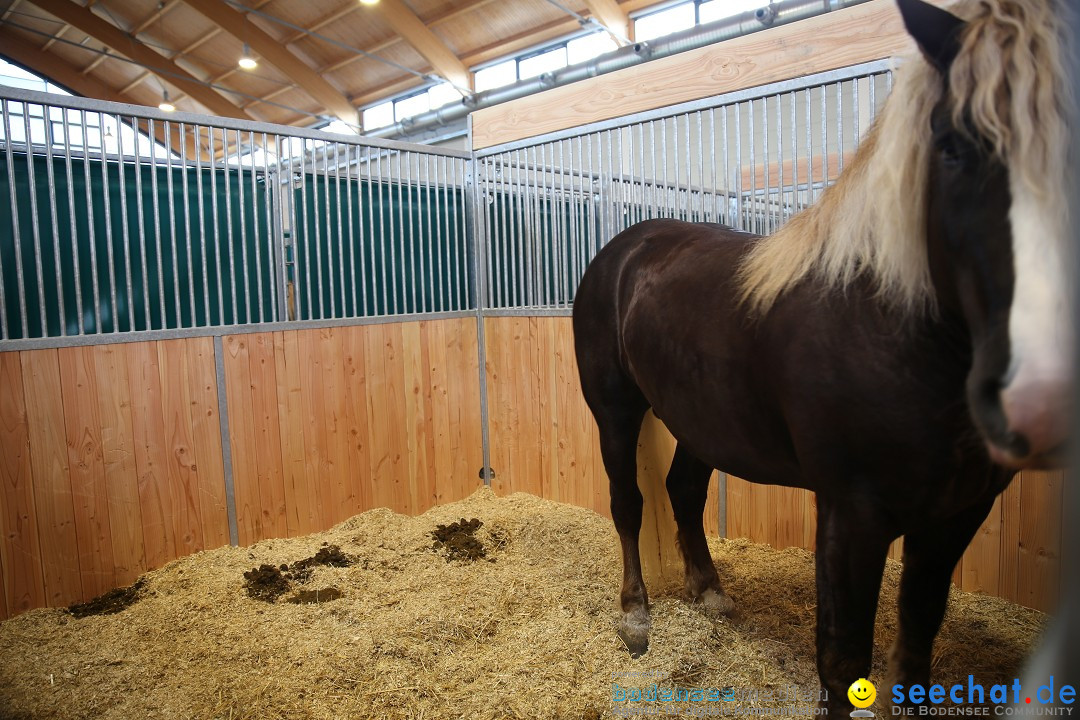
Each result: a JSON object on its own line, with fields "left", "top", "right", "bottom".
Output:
{"left": 848, "top": 678, "right": 876, "bottom": 708}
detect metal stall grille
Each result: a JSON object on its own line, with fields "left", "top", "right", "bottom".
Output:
{"left": 474, "top": 60, "right": 893, "bottom": 314}
{"left": 0, "top": 87, "right": 472, "bottom": 345}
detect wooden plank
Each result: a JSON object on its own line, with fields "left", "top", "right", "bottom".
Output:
{"left": 1016, "top": 470, "right": 1062, "bottom": 612}
{"left": 184, "top": 337, "right": 230, "bottom": 550}
{"left": 339, "top": 325, "right": 372, "bottom": 516}
{"left": 402, "top": 322, "right": 437, "bottom": 514}
{"left": 58, "top": 346, "right": 116, "bottom": 599}
{"left": 125, "top": 341, "right": 178, "bottom": 570}
{"left": 998, "top": 477, "right": 1022, "bottom": 604}
{"left": 421, "top": 320, "right": 457, "bottom": 507}
{"left": 20, "top": 349, "right": 82, "bottom": 607}
{"left": 536, "top": 317, "right": 561, "bottom": 504}
{"left": 157, "top": 340, "right": 206, "bottom": 558}
{"left": 553, "top": 316, "right": 599, "bottom": 514}
{"left": 275, "top": 330, "right": 316, "bottom": 536}
{"left": 472, "top": 0, "right": 914, "bottom": 148}
{"left": 0, "top": 352, "right": 46, "bottom": 616}
{"left": 317, "top": 327, "right": 354, "bottom": 526}
{"left": 91, "top": 344, "right": 146, "bottom": 586}
{"left": 365, "top": 323, "right": 409, "bottom": 513}
{"left": 246, "top": 333, "right": 289, "bottom": 539}
{"left": 296, "top": 329, "right": 333, "bottom": 531}
{"left": 444, "top": 317, "right": 484, "bottom": 503}
{"left": 221, "top": 334, "right": 261, "bottom": 545}
{"left": 725, "top": 475, "right": 753, "bottom": 540}
{"left": 961, "top": 494, "right": 1003, "bottom": 596}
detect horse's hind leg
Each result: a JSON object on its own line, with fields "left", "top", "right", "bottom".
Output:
{"left": 666, "top": 444, "right": 734, "bottom": 615}
{"left": 888, "top": 498, "right": 995, "bottom": 702}
{"left": 589, "top": 384, "right": 651, "bottom": 656}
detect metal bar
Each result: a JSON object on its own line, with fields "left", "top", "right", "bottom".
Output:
{"left": 99, "top": 114, "right": 119, "bottom": 332}
{"left": 473, "top": 60, "right": 893, "bottom": 158}
{"left": 0, "top": 101, "right": 24, "bottom": 337}
{"left": 314, "top": 140, "right": 327, "bottom": 319}
{"left": 52, "top": 107, "right": 72, "bottom": 335}
{"left": 262, "top": 133, "right": 276, "bottom": 322}
{"left": 334, "top": 142, "right": 346, "bottom": 318}
{"left": 179, "top": 122, "right": 195, "bottom": 328}
{"left": 734, "top": 103, "right": 743, "bottom": 231}
{"left": 820, "top": 82, "right": 828, "bottom": 198}
{"left": 222, "top": 126, "right": 238, "bottom": 325}
{"left": 456, "top": 157, "right": 467, "bottom": 311}
{"left": 213, "top": 335, "right": 239, "bottom": 547}
{"left": 406, "top": 151, "right": 417, "bottom": 315}
{"left": 806, "top": 89, "right": 813, "bottom": 210}
{"left": 345, "top": 145, "right": 357, "bottom": 317}
{"left": 837, "top": 80, "right": 845, "bottom": 174}
{"left": 696, "top": 110, "right": 705, "bottom": 222}
{"left": 436, "top": 154, "right": 447, "bottom": 312}
{"left": 298, "top": 140, "right": 312, "bottom": 320}
{"left": 709, "top": 108, "right": 717, "bottom": 223}
{"left": 762, "top": 97, "right": 770, "bottom": 233}
{"left": 149, "top": 120, "right": 167, "bottom": 330}
{"left": 375, "top": 147, "right": 388, "bottom": 316}
{"left": 394, "top": 149, "right": 405, "bottom": 315}
{"left": 251, "top": 132, "right": 265, "bottom": 324}
{"left": 80, "top": 110, "right": 102, "bottom": 334}
{"left": 164, "top": 121, "right": 181, "bottom": 329}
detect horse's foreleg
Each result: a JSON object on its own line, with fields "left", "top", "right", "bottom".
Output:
{"left": 666, "top": 444, "right": 734, "bottom": 616}
{"left": 597, "top": 406, "right": 652, "bottom": 656}
{"left": 887, "top": 498, "right": 995, "bottom": 706}
{"left": 814, "top": 495, "right": 894, "bottom": 717}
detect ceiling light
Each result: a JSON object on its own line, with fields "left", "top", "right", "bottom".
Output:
{"left": 359, "top": 0, "right": 380, "bottom": 5}
{"left": 158, "top": 90, "right": 175, "bottom": 112}
{"left": 239, "top": 43, "right": 258, "bottom": 70}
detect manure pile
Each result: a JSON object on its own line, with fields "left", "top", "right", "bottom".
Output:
{"left": 0, "top": 488, "right": 1044, "bottom": 720}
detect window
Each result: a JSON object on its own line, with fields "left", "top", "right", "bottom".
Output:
{"left": 518, "top": 47, "right": 568, "bottom": 80}
{"left": 428, "top": 82, "right": 460, "bottom": 110}
{"left": 363, "top": 101, "right": 394, "bottom": 130}
{"left": 634, "top": 2, "right": 695, "bottom": 42}
{"left": 322, "top": 119, "right": 358, "bottom": 135}
{"left": 698, "top": 0, "right": 767, "bottom": 24}
{"left": 475, "top": 59, "right": 517, "bottom": 92}
{"left": 0, "top": 58, "right": 71, "bottom": 95}
{"left": 567, "top": 32, "right": 619, "bottom": 65}
{"left": 394, "top": 92, "right": 430, "bottom": 122}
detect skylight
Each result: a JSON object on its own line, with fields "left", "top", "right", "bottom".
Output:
{"left": 634, "top": 3, "right": 696, "bottom": 42}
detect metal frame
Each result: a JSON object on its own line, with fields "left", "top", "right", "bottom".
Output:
{"left": 0, "top": 58, "right": 899, "bottom": 533}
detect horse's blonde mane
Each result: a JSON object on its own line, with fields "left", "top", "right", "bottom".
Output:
{"left": 739, "top": 0, "right": 1071, "bottom": 317}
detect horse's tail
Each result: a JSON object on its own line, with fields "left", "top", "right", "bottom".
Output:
{"left": 635, "top": 410, "right": 683, "bottom": 592}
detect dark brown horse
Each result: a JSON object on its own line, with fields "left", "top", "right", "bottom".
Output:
{"left": 573, "top": 0, "right": 1072, "bottom": 713}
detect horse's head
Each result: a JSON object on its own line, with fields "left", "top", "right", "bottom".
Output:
{"left": 900, "top": 0, "right": 1072, "bottom": 469}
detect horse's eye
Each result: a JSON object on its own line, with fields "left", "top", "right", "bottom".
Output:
{"left": 936, "top": 136, "right": 966, "bottom": 169}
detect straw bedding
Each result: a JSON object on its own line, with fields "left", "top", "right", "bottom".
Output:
{"left": 0, "top": 488, "right": 1044, "bottom": 720}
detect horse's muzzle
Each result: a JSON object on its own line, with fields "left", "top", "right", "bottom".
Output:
{"left": 987, "top": 377, "right": 1072, "bottom": 469}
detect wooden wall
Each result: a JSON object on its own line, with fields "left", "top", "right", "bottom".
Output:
{"left": 483, "top": 316, "right": 1064, "bottom": 612}
{"left": 0, "top": 317, "right": 484, "bottom": 620}
{"left": 484, "top": 315, "right": 721, "bottom": 536}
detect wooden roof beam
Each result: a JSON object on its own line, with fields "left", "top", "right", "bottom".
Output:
{"left": 363, "top": 0, "right": 472, "bottom": 94}
{"left": 582, "top": 0, "right": 631, "bottom": 45}
{"left": 28, "top": 0, "right": 254, "bottom": 120}
{"left": 178, "top": 0, "right": 359, "bottom": 127}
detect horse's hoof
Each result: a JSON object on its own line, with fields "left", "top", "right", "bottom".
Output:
{"left": 618, "top": 607, "right": 651, "bottom": 657}
{"left": 697, "top": 588, "right": 735, "bottom": 617}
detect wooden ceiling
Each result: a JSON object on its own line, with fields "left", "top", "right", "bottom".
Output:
{"left": 0, "top": 0, "right": 668, "bottom": 130}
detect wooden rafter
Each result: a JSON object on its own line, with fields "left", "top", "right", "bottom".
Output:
{"left": 582, "top": 0, "right": 631, "bottom": 44}
{"left": 363, "top": 0, "right": 472, "bottom": 94}
{"left": 178, "top": 0, "right": 358, "bottom": 126}
{"left": 28, "top": 0, "right": 254, "bottom": 119}
{"left": 0, "top": 26, "right": 206, "bottom": 160}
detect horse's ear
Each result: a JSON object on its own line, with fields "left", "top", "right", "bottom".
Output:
{"left": 897, "top": 0, "right": 966, "bottom": 73}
